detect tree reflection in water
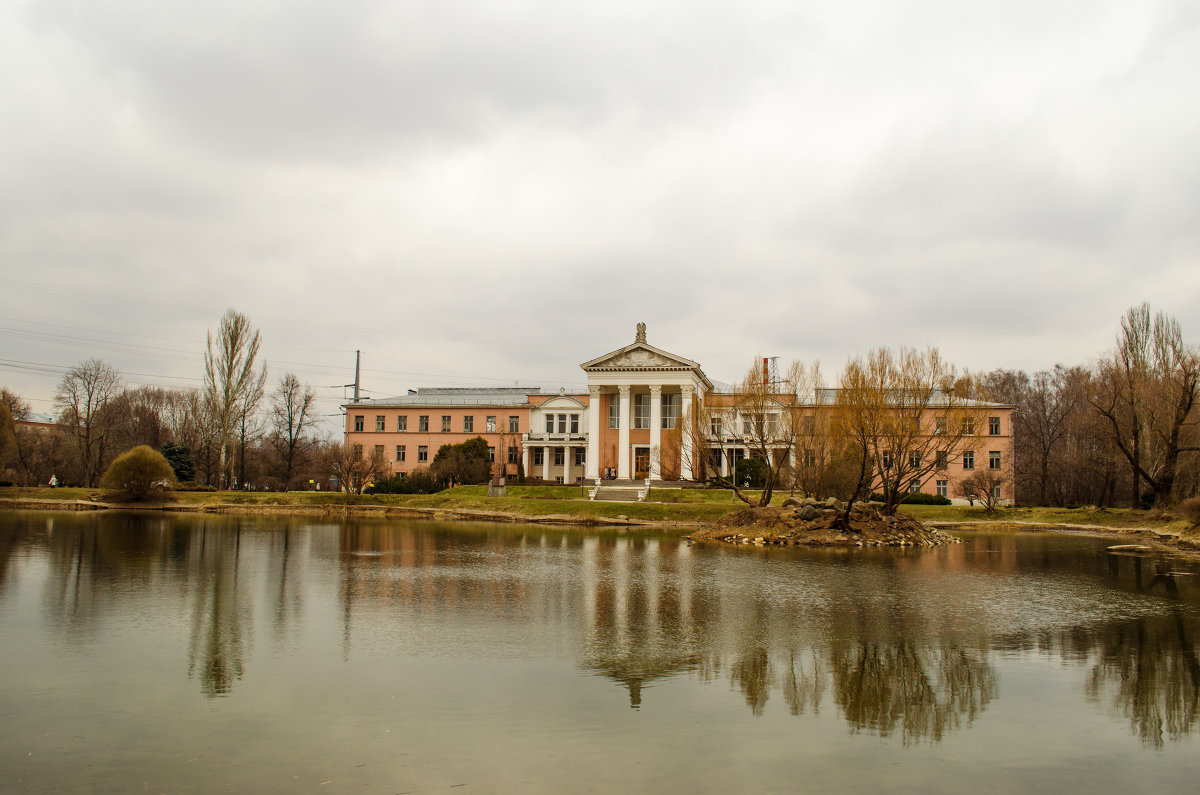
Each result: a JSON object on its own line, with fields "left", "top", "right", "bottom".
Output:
{"left": 829, "top": 639, "right": 996, "bottom": 745}
{"left": 4, "top": 514, "right": 1200, "bottom": 744}
{"left": 185, "top": 521, "right": 250, "bottom": 697}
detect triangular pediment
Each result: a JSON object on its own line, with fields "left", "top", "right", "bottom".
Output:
{"left": 581, "top": 341, "right": 701, "bottom": 372}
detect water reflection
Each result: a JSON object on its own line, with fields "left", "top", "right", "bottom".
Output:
{"left": 1, "top": 512, "right": 1199, "bottom": 747}
{"left": 185, "top": 523, "right": 250, "bottom": 697}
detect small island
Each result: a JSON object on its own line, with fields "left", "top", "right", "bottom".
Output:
{"left": 687, "top": 496, "right": 963, "bottom": 548}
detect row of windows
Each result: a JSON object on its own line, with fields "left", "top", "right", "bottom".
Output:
{"left": 545, "top": 413, "right": 581, "bottom": 434}
{"left": 935, "top": 416, "right": 1004, "bottom": 436}
{"left": 800, "top": 449, "right": 1006, "bottom": 471}
{"left": 354, "top": 414, "right": 521, "bottom": 434}
{"left": 607, "top": 393, "right": 681, "bottom": 430}
{"left": 531, "top": 447, "right": 587, "bottom": 467}
{"left": 386, "top": 445, "right": 571, "bottom": 466}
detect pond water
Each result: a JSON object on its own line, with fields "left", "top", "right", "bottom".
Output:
{"left": 1, "top": 511, "right": 1198, "bottom": 792}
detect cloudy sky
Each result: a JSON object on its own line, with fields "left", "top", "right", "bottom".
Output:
{"left": 2, "top": 0, "right": 1197, "bottom": 429}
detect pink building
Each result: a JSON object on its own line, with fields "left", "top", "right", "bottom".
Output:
{"left": 343, "top": 324, "right": 1015, "bottom": 503}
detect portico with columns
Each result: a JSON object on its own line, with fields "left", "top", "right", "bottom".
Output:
{"left": 580, "top": 323, "right": 713, "bottom": 483}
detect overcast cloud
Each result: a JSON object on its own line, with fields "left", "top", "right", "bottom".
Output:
{"left": 2, "top": 0, "right": 1198, "bottom": 428}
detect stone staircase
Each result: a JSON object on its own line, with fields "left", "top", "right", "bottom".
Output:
{"left": 591, "top": 486, "right": 643, "bottom": 502}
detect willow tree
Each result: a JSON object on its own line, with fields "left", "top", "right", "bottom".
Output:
{"left": 203, "top": 309, "right": 267, "bottom": 489}
{"left": 835, "top": 347, "right": 984, "bottom": 517}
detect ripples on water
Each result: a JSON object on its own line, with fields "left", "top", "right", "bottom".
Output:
{"left": 0, "top": 511, "right": 1198, "bottom": 792}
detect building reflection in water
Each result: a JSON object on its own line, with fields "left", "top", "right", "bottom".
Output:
{"left": 2, "top": 513, "right": 1198, "bottom": 744}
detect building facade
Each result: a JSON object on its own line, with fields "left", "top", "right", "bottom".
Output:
{"left": 343, "top": 324, "right": 1015, "bottom": 503}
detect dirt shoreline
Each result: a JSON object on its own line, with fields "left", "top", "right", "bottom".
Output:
{"left": 1, "top": 497, "right": 1195, "bottom": 549}
{"left": 0, "top": 497, "right": 693, "bottom": 528}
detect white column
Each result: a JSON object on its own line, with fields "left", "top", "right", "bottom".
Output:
{"left": 680, "top": 385, "right": 694, "bottom": 481}
{"left": 542, "top": 446, "right": 550, "bottom": 481}
{"left": 563, "top": 446, "right": 571, "bottom": 484}
{"left": 617, "top": 384, "right": 631, "bottom": 480}
{"left": 648, "top": 384, "right": 662, "bottom": 480}
{"left": 522, "top": 443, "right": 530, "bottom": 476}
{"left": 586, "top": 386, "right": 601, "bottom": 479}
{"left": 720, "top": 446, "right": 728, "bottom": 478}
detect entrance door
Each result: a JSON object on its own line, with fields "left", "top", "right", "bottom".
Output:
{"left": 634, "top": 447, "right": 650, "bottom": 480}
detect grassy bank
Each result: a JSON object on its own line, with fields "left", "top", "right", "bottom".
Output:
{"left": 2, "top": 485, "right": 1192, "bottom": 534}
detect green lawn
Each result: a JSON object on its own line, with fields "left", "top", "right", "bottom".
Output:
{"left": 3, "top": 485, "right": 1189, "bottom": 531}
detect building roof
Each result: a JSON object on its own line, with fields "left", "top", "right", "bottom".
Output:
{"left": 344, "top": 387, "right": 541, "bottom": 409}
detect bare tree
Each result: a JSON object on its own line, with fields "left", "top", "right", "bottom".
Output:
{"left": 691, "top": 358, "right": 821, "bottom": 507}
{"left": 268, "top": 372, "right": 317, "bottom": 490}
{"left": 1, "top": 387, "right": 31, "bottom": 422}
{"left": 1091, "top": 303, "right": 1200, "bottom": 507}
{"left": 835, "top": 347, "right": 985, "bottom": 516}
{"left": 203, "top": 309, "right": 267, "bottom": 489}
{"left": 55, "top": 358, "right": 122, "bottom": 486}
{"left": 324, "top": 442, "right": 388, "bottom": 498}
{"left": 957, "top": 469, "right": 1006, "bottom": 512}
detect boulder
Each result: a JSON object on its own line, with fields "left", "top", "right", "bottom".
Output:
{"left": 799, "top": 505, "right": 820, "bottom": 521}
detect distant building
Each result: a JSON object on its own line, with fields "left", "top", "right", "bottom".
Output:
{"left": 343, "top": 324, "right": 1014, "bottom": 504}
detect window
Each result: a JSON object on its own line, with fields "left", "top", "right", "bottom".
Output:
{"left": 352, "top": 444, "right": 363, "bottom": 460}
{"left": 419, "top": 416, "right": 429, "bottom": 432}
{"left": 533, "top": 448, "right": 544, "bottom": 466}
{"left": 575, "top": 448, "right": 585, "bottom": 466}
{"left": 558, "top": 414, "right": 567, "bottom": 434}
{"left": 507, "top": 445, "right": 518, "bottom": 464}
{"left": 882, "top": 451, "right": 892, "bottom": 470}
{"left": 508, "top": 416, "right": 519, "bottom": 433}
{"left": 396, "top": 445, "right": 405, "bottom": 462}
{"left": 546, "top": 415, "right": 555, "bottom": 433}
{"left": 488, "top": 446, "right": 495, "bottom": 463}
{"left": 741, "top": 417, "right": 753, "bottom": 436}
{"left": 962, "top": 417, "right": 976, "bottom": 435}
{"left": 991, "top": 484, "right": 1002, "bottom": 501}
{"left": 711, "top": 416, "right": 722, "bottom": 436}
{"left": 962, "top": 451, "right": 975, "bottom": 470}
{"left": 662, "top": 393, "right": 679, "bottom": 430}
{"left": 989, "top": 451, "right": 1001, "bottom": 470}
{"left": 633, "top": 394, "right": 650, "bottom": 430}
{"left": 908, "top": 482, "right": 921, "bottom": 493}
{"left": 989, "top": 416, "right": 1001, "bottom": 436}
{"left": 354, "top": 415, "right": 364, "bottom": 432}
{"left": 486, "top": 416, "right": 497, "bottom": 433}
{"left": 909, "top": 452, "right": 921, "bottom": 468}
{"left": 803, "top": 448, "right": 816, "bottom": 467}
{"left": 934, "top": 417, "right": 946, "bottom": 435}
{"left": 463, "top": 416, "right": 474, "bottom": 433}
{"left": 554, "top": 447, "right": 564, "bottom": 466}
{"left": 766, "top": 413, "right": 778, "bottom": 436}
{"left": 936, "top": 451, "right": 948, "bottom": 469}
{"left": 375, "top": 415, "right": 385, "bottom": 432}
{"left": 417, "top": 445, "right": 428, "bottom": 462}
{"left": 570, "top": 414, "right": 579, "bottom": 434}
{"left": 441, "top": 416, "right": 451, "bottom": 432}
{"left": 374, "top": 444, "right": 384, "bottom": 459}
{"left": 397, "top": 415, "right": 407, "bottom": 432}
{"left": 609, "top": 398, "right": 620, "bottom": 429}
{"left": 936, "top": 479, "right": 948, "bottom": 497}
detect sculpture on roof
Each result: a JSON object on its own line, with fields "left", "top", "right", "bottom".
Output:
{"left": 635, "top": 322, "right": 647, "bottom": 344}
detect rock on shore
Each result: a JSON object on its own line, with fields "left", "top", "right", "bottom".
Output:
{"left": 688, "top": 497, "right": 962, "bottom": 548}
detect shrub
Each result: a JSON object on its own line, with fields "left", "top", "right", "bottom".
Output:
{"left": 1178, "top": 496, "right": 1200, "bottom": 527}
{"left": 100, "top": 445, "right": 176, "bottom": 500}
{"left": 366, "top": 468, "right": 441, "bottom": 495}
{"left": 868, "top": 492, "right": 951, "bottom": 506}
{"left": 734, "top": 458, "right": 767, "bottom": 488}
